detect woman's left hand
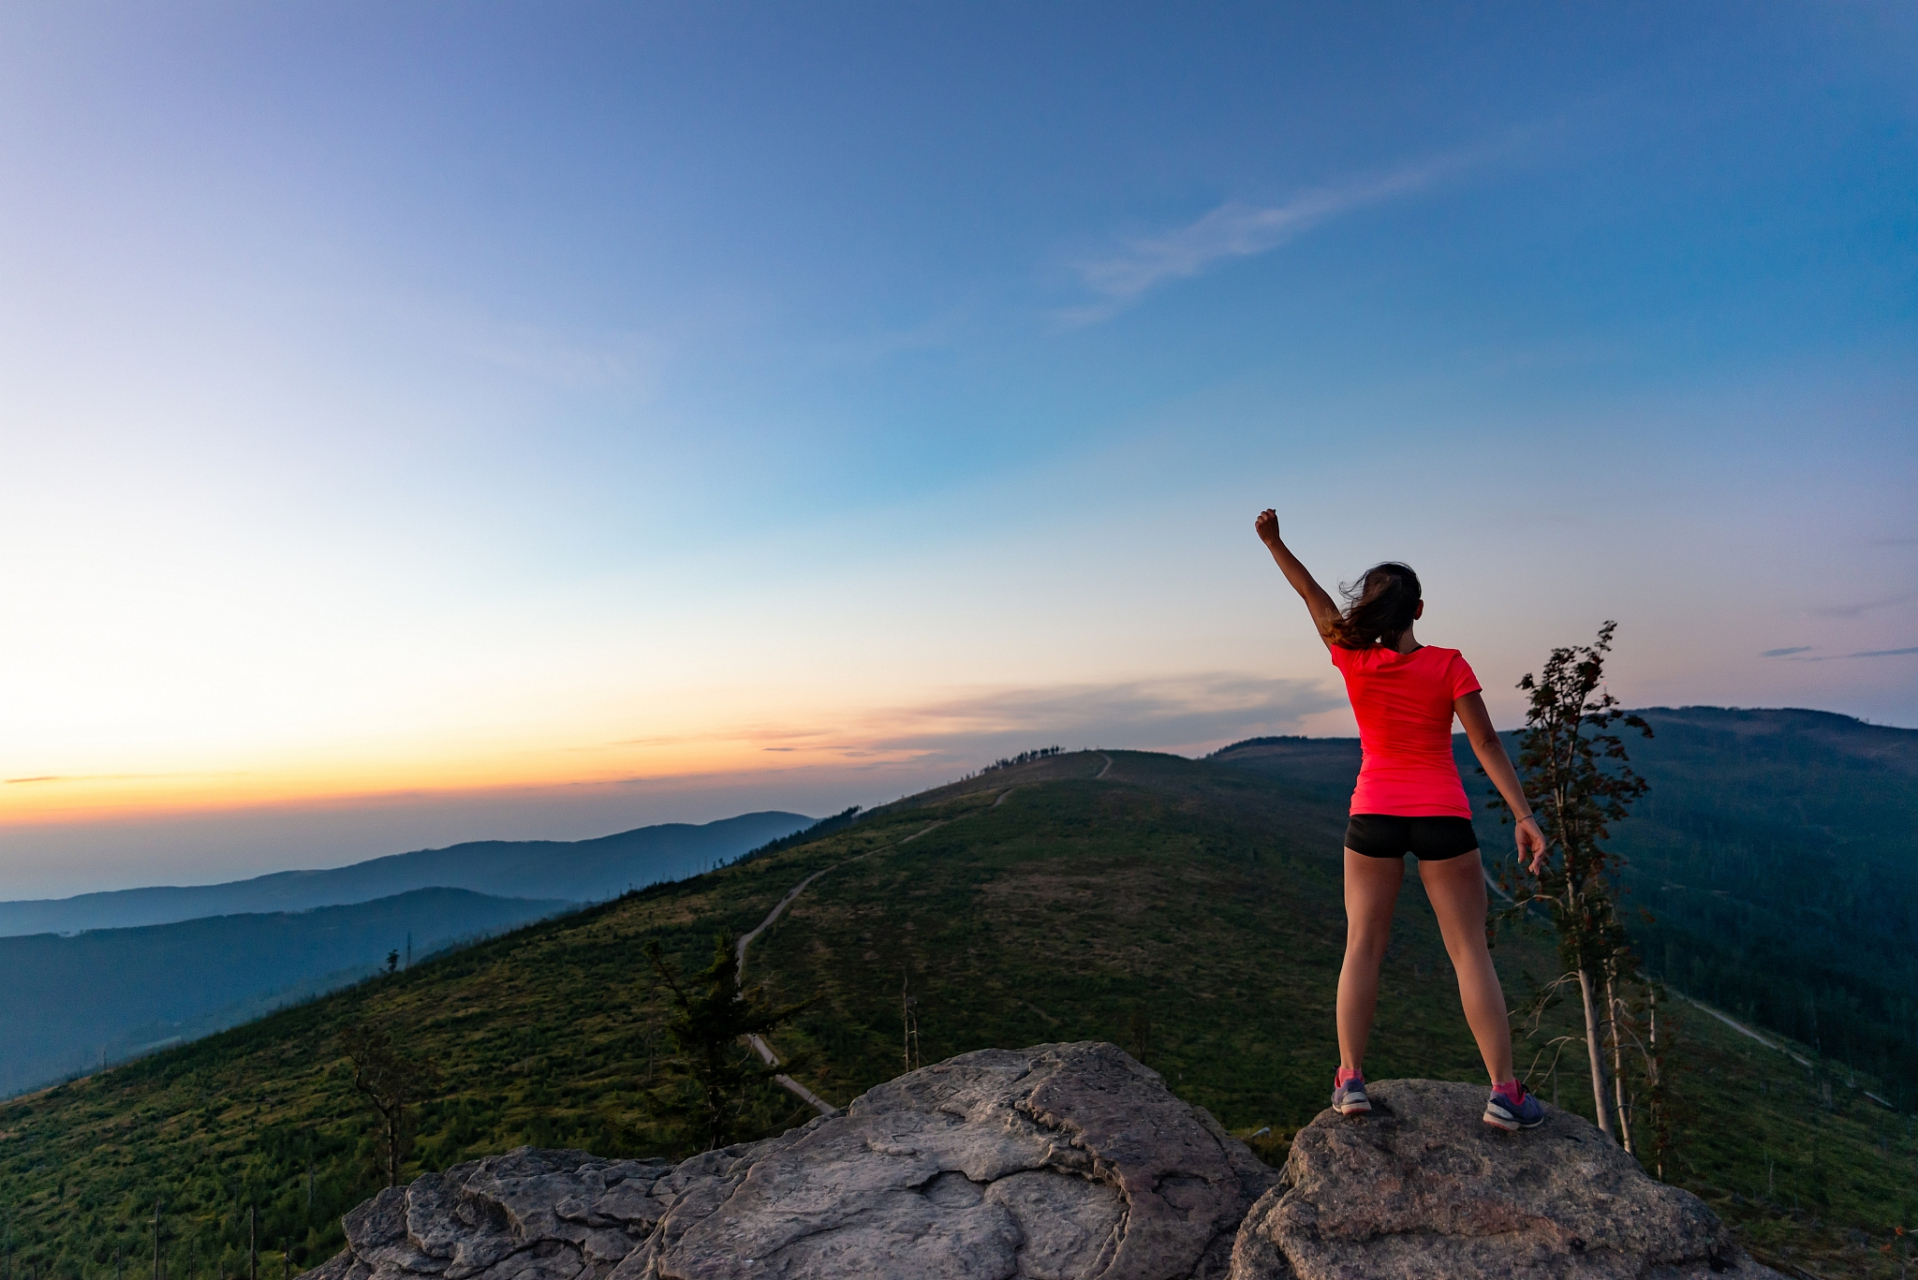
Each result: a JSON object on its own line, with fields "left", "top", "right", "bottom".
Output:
{"left": 1517, "top": 816, "right": 1546, "bottom": 874}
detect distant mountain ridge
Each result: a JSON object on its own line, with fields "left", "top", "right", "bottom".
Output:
{"left": 0, "top": 811, "right": 813, "bottom": 938}
{"left": 0, "top": 887, "right": 572, "bottom": 1098}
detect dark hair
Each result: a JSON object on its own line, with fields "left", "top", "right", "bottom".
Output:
{"left": 1333, "top": 562, "right": 1421, "bottom": 649}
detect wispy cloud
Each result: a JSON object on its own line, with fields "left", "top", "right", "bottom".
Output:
{"left": 1062, "top": 151, "right": 1475, "bottom": 323}
{"left": 856, "top": 674, "right": 1343, "bottom": 762}
{"left": 1770, "top": 645, "right": 1918, "bottom": 662}
{"left": 571, "top": 675, "right": 1343, "bottom": 779}
{"left": 4, "top": 772, "right": 232, "bottom": 785}
{"left": 1813, "top": 590, "right": 1918, "bottom": 619}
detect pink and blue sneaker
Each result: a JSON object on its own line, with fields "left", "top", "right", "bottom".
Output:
{"left": 1331, "top": 1067, "right": 1371, "bottom": 1116}
{"left": 1483, "top": 1079, "right": 1545, "bottom": 1130}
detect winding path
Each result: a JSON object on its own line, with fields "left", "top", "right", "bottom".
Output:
{"left": 733, "top": 765, "right": 1090, "bottom": 1117}
{"left": 733, "top": 817, "right": 956, "bottom": 1117}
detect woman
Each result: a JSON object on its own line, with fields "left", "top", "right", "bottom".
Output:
{"left": 1255, "top": 508, "right": 1549, "bottom": 1131}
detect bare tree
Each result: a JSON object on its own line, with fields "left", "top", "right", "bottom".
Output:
{"left": 902, "top": 965, "right": 922, "bottom": 1072}
{"left": 339, "top": 1023, "right": 441, "bottom": 1186}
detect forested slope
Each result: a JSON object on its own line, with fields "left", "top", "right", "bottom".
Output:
{"left": 1212, "top": 706, "right": 1918, "bottom": 1104}
{"left": 1604, "top": 708, "right": 1918, "bottom": 1095}
{"left": 0, "top": 750, "right": 1910, "bottom": 1280}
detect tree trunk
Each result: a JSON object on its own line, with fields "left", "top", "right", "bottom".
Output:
{"left": 1606, "top": 970, "right": 1634, "bottom": 1154}
{"left": 387, "top": 1107, "right": 402, "bottom": 1187}
{"left": 1576, "top": 966, "right": 1617, "bottom": 1141}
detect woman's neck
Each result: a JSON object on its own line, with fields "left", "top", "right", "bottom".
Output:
{"left": 1388, "top": 626, "right": 1420, "bottom": 654}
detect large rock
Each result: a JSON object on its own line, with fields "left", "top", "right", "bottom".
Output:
{"left": 305, "top": 1042, "right": 1277, "bottom": 1280}
{"left": 1228, "top": 1079, "right": 1783, "bottom": 1279}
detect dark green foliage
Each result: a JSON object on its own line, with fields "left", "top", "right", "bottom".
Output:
{"left": 643, "top": 933, "right": 811, "bottom": 1150}
{"left": 1488, "top": 622, "right": 1651, "bottom": 972}
{"left": 982, "top": 746, "right": 1064, "bottom": 772}
{"left": 1602, "top": 708, "right": 1918, "bottom": 1109}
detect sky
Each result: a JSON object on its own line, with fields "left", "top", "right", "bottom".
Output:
{"left": 1, "top": 1, "right": 1913, "bottom": 897}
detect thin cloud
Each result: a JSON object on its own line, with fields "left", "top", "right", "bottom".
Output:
{"left": 4, "top": 772, "right": 237, "bottom": 785}
{"left": 574, "top": 676, "right": 1343, "bottom": 775}
{"left": 1776, "top": 645, "right": 1918, "bottom": 662}
{"left": 858, "top": 674, "right": 1344, "bottom": 762}
{"left": 1063, "top": 151, "right": 1475, "bottom": 323}
{"left": 1760, "top": 646, "right": 1813, "bottom": 658}
{"left": 1814, "top": 591, "right": 1918, "bottom": 619}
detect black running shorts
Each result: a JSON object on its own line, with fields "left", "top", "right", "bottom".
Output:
{"left": 1344, "top": 814, "right": 1479, "bottom": 861}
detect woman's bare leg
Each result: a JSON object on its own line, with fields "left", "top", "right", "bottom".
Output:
{"left": 1338, "top": 848, "right": 1405, "bottom": 1072}
{"left": 1418, "top": 849, "right": 1514, "bottom": 1083}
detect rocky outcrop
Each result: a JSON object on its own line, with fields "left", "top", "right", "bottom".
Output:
{"left": 1228, "top": 1079, "right": 1783, "bottom": 1279}
{"left": 309, "top": 1056, "right": 1783, "bottom": 1280}
{"left": 305, "top": 1042, "right": 1276, "bottom": 1280}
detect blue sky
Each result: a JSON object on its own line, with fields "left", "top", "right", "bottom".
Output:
{"left": 1, "top": 2, "right": 1913, "bottom": 894}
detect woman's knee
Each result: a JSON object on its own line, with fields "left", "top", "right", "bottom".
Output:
{"left": 1343, "top": 925, "right": 1392, "bottom": 962}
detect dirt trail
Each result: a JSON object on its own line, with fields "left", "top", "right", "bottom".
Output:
{"left": 734, "top": 773, "right": 1101, "bottom": 1114}
{"left": 733, "top": 815, "right": 957, "bottom": 1117}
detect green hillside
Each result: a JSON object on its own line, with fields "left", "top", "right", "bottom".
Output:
{"left": 1603, "top": 708, "right": 1918, "bottom": 1098}
{"left": 1, "top": 751, "right": 1912, "bottom": 1279}
{"left": 1214, "top": 706, "right": 1918, "bottom": 1108}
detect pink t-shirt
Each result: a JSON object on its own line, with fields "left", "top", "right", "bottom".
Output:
{"left": 1329, "top": 644, "right": 1482, "bottom": 818}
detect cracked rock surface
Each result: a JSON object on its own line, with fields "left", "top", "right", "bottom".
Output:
{"left": 303, "top": 1042, "right": 1277, "bottom": 1280}
{"left": 1227, "top": 1080, "right": 1785, "bottom": 1280}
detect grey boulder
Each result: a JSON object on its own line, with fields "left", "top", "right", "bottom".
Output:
{"left": 1228, "top": 1079, "right": 1783, "bottom": 1280}
{"left": 304, "top": 1041, "right": 1277, "bottom": 1280}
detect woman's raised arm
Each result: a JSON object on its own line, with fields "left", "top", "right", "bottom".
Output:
{"left": 1255, "top": 508, "right": 1342, "bottom": 648}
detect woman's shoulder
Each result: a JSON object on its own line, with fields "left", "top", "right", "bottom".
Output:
{"left": 1415, "top": 646, "right": 1482, "bottom": 696}
{"left": 1330, "top": 642, "right": 1384, "bottom": 667}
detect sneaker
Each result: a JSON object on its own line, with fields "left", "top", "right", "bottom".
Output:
{"left": 1483, "top": 1080, "right": 1544, "bottom": 1131}
{"left": 1331, "top": 1069, "right": 1371, "bottom": 1116}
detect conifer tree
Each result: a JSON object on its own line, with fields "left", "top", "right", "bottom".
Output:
{"left": 644, "top": 933, "right": 811, "bottom": 1151}
{"left": 1491, "top": 622, "right": 1652, "bottom": 1144}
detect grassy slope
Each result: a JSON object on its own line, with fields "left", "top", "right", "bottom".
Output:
{"left": 1, "top": 752, "right": 1912, "bottom": 1279}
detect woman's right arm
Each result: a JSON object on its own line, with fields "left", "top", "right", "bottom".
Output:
{"left": 1255, "top": 508, "right": 1341, "bottom": 649}
{"left": 1454, "top": 692, "right": 1548, "bottom": 873}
